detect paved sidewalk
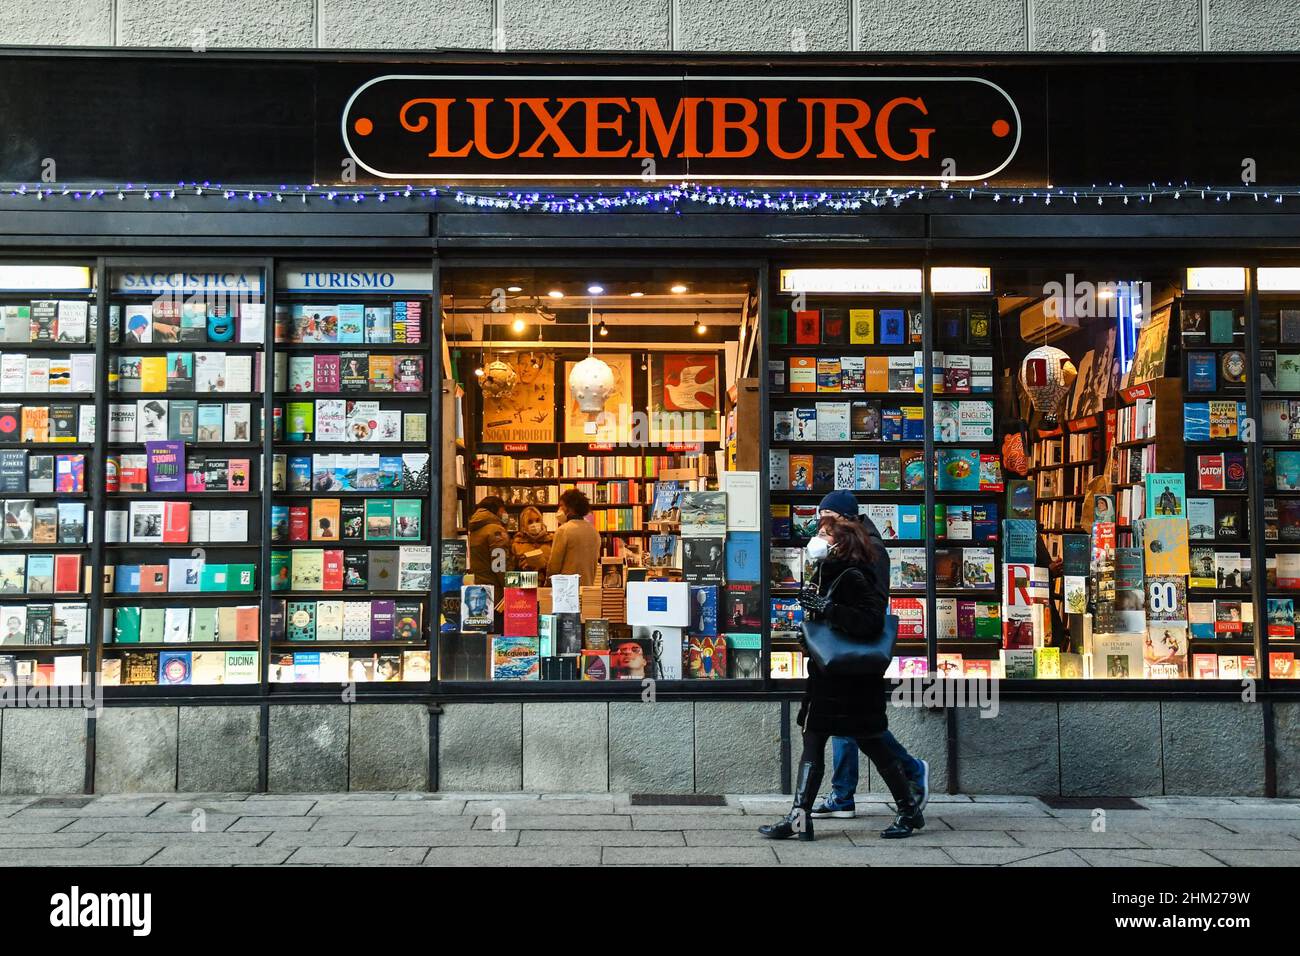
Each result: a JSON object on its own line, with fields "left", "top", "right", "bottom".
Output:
{"left": 0, "top": 792, "right": 1298, "bottom": 865}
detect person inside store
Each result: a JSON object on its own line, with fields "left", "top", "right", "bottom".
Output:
{"left": 467, "top": 495, "right": 511, "bottom": 602}
{"left": 760, "top": 490, "right": 929, "bottom": 842}
{"left": 548, "top": 489, "right": 601, "bottom": 586}
{"left": 510, "top": 505, "right": 553, "bottom": 583}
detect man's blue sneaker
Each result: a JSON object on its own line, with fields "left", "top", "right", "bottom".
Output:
{"left": 810, "top": 795, "right": 856, "bottom": 818}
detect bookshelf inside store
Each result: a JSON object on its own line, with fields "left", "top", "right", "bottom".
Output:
{"left": 269, "top": 266, "right": 434, "bottom": 686}
{"left": 0, "top": 264, "right": 98, "bottom": 688}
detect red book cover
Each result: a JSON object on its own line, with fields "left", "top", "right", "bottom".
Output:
{"left": 314, "top": 355, "right": 341, "bottom": 393}
{"left": 138, "top": 564, "right": 168, "bottom": 593}
{"left": 1269, "top": 652, "right": 1296, "bottom": 679}
{"left": 162, "top": 501, "right": 190, "bottom": 543}
{"left": 53, "top": 553, "right": 81, "bottom": 594}
{"left": 503, "top": 587, "right": 539, "bottom": 636}
{"left": 227, "top": 458, "right": 251, "bottom": 493}
{"left": 322, "top": 549, "right": 344, "bottom": 591}
{"left": 1197, "top": 454, "right": 1226, "bottom": 491}
{"left": 394, "top": 357, "right": 424, "bottom": 392}
{"left": 289, "top": 506, "right": 310, "bottom": 542}
{"left": 105, "top": 455, "right": 119, "bottom": 493}
{"left": 794, "top": 310, "right": 820, "bottom": 344}
{"left": 185, "top": 460, "right": 205, "bottom": 492}
{"left": 118, "top": 458, "right": 148, "bottom": 493}
{"left": 235, "top": 606, "right": 260, "bottom": 642}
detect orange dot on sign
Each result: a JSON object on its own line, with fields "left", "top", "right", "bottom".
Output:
{"left": 354, "top": 117, "right": 374, "bottom": 136}
{"left": 991, "top": 119, "right": 1011, "bottom": 138}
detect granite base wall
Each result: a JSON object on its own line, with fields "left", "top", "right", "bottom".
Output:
{"left": 0, "top": 699, "right": 1289, "bottom": 795}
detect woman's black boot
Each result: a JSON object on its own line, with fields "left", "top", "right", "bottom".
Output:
{"left": 758, "top": 760, "right": 818, "bottom": 841}
{"left": 876, "top": 758, "right": 928, "bottom": 839}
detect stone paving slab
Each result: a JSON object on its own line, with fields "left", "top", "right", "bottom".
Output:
{"left": 0, "top": 791, "right": 1296, "bottom": 866}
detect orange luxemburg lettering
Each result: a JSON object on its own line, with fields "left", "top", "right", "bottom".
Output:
{"left": 514, "top": 98, "right": 582, "bottom": 158}
{"left": 760, "top": 98, "right": 817, "bottom": 161}
{"left": 467, "top": 97, "right": 520, "bottom": 160}
{"left": 399, "top": 98, "right": 473, "bottom": 158}
{"left": 875, "top": 96, "right": 934, "bottom": 162}
{"left": 580, "top": 97, "right": 633, "bottom": 158}
{"left": 707, "top": 98, "right": 760, "bottom": 159}
{"left": 631, "top": 97, "right": 703, "bottom": 158}
{"left": 811, "top": 98, "right": 877, "bottom": 159}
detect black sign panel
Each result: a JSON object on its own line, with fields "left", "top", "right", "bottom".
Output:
{"left": 340, "top": 73, "right": 1023, "bottom": 182}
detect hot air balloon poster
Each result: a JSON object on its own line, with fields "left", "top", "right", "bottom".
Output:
{"left": 650, "top": 353, "right": 720, "bottom": 443}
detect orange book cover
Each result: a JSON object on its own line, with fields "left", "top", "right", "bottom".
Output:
{"left": 864, "top": 356, "right": 889, "bottom": 392}
{"left": 235, "top": 606, "right": 260, "bottom": 642}
{"left": 137, "top": 564, "right": 168, "bottom": 593}
{"left": 788, "top": 356, "right": 817, "bottom": 393}
{"left": 311, "top": 498, "right": 341, "bottom": 541}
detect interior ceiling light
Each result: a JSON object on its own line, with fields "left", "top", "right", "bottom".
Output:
{"left": 511, "top": 317, "right": 527, "bottom": 334}
{"left": 694, "top": 317, "right": 706, "bottom": 335}
{"left": 597, "top": 319, "right": 609, "bottom": 337}
{"left": 630, "top": 291, "right": 645, "bottom": 297}
{"left": 587, "top": 284, "right": 604, "bottom": 294}
{"left": 671, "top": 284, "right": 688, "bottom": 294}
{"left": 548, "top": 289, "right": 565, "bottom": 299}
{"left": 507, "top": 285, "right": 523, "bottom": 293}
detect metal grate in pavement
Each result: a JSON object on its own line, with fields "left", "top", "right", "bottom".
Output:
{"left": 1040, "top": 796, "right": 1145, "bottom": 810}
{"left": 28, "top": 796, "right": 94, "bottom": 809}
{"left": 629, "top": 793, "right": 727, "bottom": 807}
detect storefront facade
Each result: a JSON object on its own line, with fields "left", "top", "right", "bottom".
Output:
{"left": 0, "top": 50, "right": 1298, "bottom": 797}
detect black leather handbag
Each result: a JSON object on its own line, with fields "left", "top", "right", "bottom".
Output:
{"left": 799, "top": 567, "right": 899, "bottom": 676}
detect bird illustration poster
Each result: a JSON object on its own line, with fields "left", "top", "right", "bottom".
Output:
{"left": 481, "top": 351, "right": 555, "bottom": 443}
{"left": 650, "top": 352, "right": 720, "bottom": 442}
{"left": 563, "top": 353, "right": 633, "bottom": 442}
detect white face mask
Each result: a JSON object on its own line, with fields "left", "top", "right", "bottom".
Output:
{"left": 806, "top": 535, "right": 831, "bottom": 562}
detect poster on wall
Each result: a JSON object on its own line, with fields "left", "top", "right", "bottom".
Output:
{"left": 1069, "top": 327, "right": 1116, "bottom": 420}
{"left": 564, "top": 353, "right": 634, "bottom": 442}
{"left": 481, "top": 352, "right": 555, "bottom": 443}
{"left": 649, "top": 352, "right": 720, "bottom": 443}
{"left": 1125, "top": 306, "right": 1171, "bottom": 389}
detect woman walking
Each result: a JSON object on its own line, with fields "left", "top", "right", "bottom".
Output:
{"left": 759, "top": 490, "right": 930, "bottom": 842}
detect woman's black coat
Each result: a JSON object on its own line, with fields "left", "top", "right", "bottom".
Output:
{"left": 797, "top": 526, "right": 892, "bottom": 738}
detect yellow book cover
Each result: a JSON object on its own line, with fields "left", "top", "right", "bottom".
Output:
{"left": 849, "top": 308, "right": 875, "bottom": 344}
{"left": 1140, "top": 517, "right": 1190, "bottom": 575}
{"left": 864, "top": 356, "right": 889, "bottom": 392}
{"left": 139, "top": 356, "right": 168, "bottom": 393}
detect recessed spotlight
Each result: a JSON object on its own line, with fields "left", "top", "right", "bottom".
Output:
{"left": 511, "top": 317, "right": 527, "bottom": 334}
{"left": 597, "top": 320, "right": 609, "bottom": 337}
{"left": 548, "top": 289, "right": 565, "bottom": 299}
{"left": 629, "top": 291, "right": 645, "bottom": 298}
{"left": 671, "top": 284, "right": 688, "bottom": 294}
{"left": 587, "top": 284, "right": 604, "bottom": 295}
{"left": 507, "top": 285, "right": 522, "bottom": 293}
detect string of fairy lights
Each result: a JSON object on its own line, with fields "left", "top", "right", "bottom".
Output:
{"left": 0, "top": 181, "right": 1295, "bottom": 211}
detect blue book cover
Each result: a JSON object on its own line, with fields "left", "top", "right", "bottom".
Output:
{"left": 770, "top": 507, "right": 792, "bottom": 539}
{"left": 937, "top": 449, "right": 981, "bottom": 491}
{"left": 159, "top": 650, "right": 192, "bottom": 685}
{"left": 898, "top": 506, "right": 922, "bottom": 539}
{"left": 725, "top": 531, "right": 762, "bottom": 584}
{"left": 881, "top": 407, "right": 902, "bottom": 442}
{"left": 1183, "top": 402, "right": 1211, "bottom": 441}
{"left": 973, "top": 502, "right": 999, "bottom": 541}
{"left": 1275, "top": 450, "right": 1300, "bottom": 490}
{"left": 270, "top": 504, "right": 289, "bottom": 542}
{"left": 113, "top": 564, "right": 142, "bottom": 593}
{"left": 689, "top": 585, "right": 718, "bottom": 636}
{"left": 1187, "top": 352, "right": 1217, "bottom": 392}
{"left": 336, "top": 304, "right": 366, "bottom": 343}
{"left": 288, "top": 456, "right": 312, "bottom": 491}
{"left": 770, "top": 597, "right": 804, "bottom": 630}
{"left": 377, "top": 456, "right": 404, "bottom": 490}
{"left": 879, "top": 309, "right": 906, "bottom": 344}
{"left": 902, "top": 406, "right": 925, "bottom": 441}
{"left": 1002, "top": 518, "right": 1038, "bottom": 562}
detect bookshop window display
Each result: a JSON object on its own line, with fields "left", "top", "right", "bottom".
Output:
{"left": 439, "top": 267, "right": 764, "bottom": 683}
{"left": 769, "top": 261, "right": 1297, "bottom": 682}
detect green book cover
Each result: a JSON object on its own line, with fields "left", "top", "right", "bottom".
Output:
{"left": 199, "top": 564, "right": 228, "bottom": 593}
{"left": 139, "top": 607, "right": 166, "bottom": 644}
{"left": 225, "top": 564, "right": 256, "bottom": 592}
{"left": 974, "top": 602, "right": 1002, "bottom": 639}
{"left": 113, "top": 605, "right": 141, "bottom": 644}
{"left": 393, "top": 499, "right": 422, "bottom": 540}
{"left": 286, "top": 401, "right": 314, "bottom": 437}
{"left": 190, "top": 607, "right": 219, "bottom": 643}
{"left": 364, "top": 498, "right": 394, "bottom": 541}
{"left": 287, "top": 601, "right": 316, "bottom": 641}
{"left": 270, "top": 551, "right": 291, "bottom": 592}
{"left": 1210, "top": 309, "right": 1236, "bottom": 344}
{"left": 168, "top": 400, "right": 197, "bottom": 441}
{"left": 769, "top": 308, "right": 788, "bottom": 346}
